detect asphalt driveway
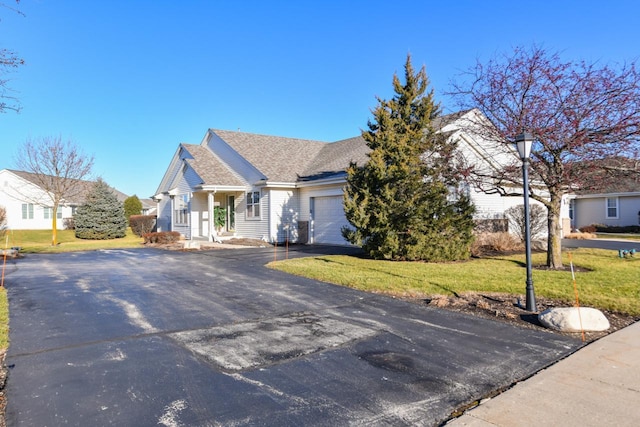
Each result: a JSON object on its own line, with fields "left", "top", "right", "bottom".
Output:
{"left": 5, "top": 247, "right": 582, "bottom": 426}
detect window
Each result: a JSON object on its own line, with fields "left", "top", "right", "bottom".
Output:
{"left": 247, "top": 191, "right": 260, "bottom": 218}
{"left": 606, "top": 197, "right": 618, "bottom": 219}
{"left": 22, "top": 203, "right": 34, "bottom": 219}
{"left": 174, "top": 194, "right": 189, "bottom": 225}
{"left": 43, "top": 207, "right": 63, "bottom": 220}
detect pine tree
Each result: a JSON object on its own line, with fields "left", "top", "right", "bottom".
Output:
{"left": 74, "top": 179, "right": 127, "bottom": 239}
{"left": 123, "top": 195, "right": 143, "bottom": 224}
{"left": 342, "top": 55, "right": 475, "bottom": 261}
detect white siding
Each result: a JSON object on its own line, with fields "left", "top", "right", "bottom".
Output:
{"left": 0, "top": 170, "right": 75, "bottom": 230}
{"left": 234, "top": 190, "right": 269, "bottom": 240}
{"left": 269, "top": 189, "right": 299, "bottom": 243}
{"left": 574, "top": 195, "right": 640, "bottom": 229}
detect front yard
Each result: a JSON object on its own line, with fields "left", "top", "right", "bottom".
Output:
{"left": 268, "top": 248, "right": 640, "bottom": 316}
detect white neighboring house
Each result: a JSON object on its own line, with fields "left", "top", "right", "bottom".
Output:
{"left": 569, "top": 191, "right": 640, "bottom": 230}
{"left": 0, "top": 169, "right": 129, "bottom": 230}
{"left": 153, "top": 110, "right": 564, "bottom": 245}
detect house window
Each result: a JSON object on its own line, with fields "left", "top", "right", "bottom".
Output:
{"left": 247, "top": 191, "right": 260, "bottom": 218}
{"left": 174, "top": 194, "right": 189, "bottom": 225}
{"left": 606, "top": 197, "right": 618, "bottom": 219}
{"left": 22, "top": 203, "right": 34, "bottom": 219}
{"left": 43, "top": 207, "right": 63, "bottom": 220}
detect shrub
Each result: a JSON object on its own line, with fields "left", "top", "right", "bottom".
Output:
{"left": 74, "top": 179, "right": 127, "bottom": 240}
{"left": 565, "top": 232, "right": 597, "bottom": 239}
{"left": 594, "top": 224, "right": 640, "bottom": 233}
{"left": 505, "top": 204, "right": 547, "bottom": 242}
{"left": 143, "top": 231, "right": 181, "bottom": 244}
{"left": 474, "top": 218, "right": 508, "bottom": 233}
{"left": 63, "top": 217, "right": 75, "bottom": 230}
{"left": 130, "top": 215, "right": 156, "bottom": 236}
{"left": 579, "top": 224, "right": 597, "bottom": 233}
{"left": 471, "top": 232, "right": 523, "bottom": 256}
{"left": 124, "top": 195, "right": 143, "bottom": 223}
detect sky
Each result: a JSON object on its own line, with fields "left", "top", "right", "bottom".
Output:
{"left": 1, "top": 0, "right": 639, "bottom": 198}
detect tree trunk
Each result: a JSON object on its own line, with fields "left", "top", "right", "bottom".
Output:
{"left": 546, "top": 193, "right": 563, "bottom": 269}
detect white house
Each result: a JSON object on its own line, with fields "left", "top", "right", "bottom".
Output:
{"left": 569, "top": 191, "right": 640, "bottom": 230}
{"left": 0, "top": 169, "right": 129, "bottom": 230}
{"left": 154, "top": 110, "right": 555, "bottom": 245}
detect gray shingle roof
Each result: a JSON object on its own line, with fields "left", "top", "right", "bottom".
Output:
{"left": 181, "top": 144, "right": 247, "bottom": 187}
{"left": 187, "top": 111, "right": 465, "bottom": 185}
{"left": 8, "top": 169, "right": 128, "bottom": 204}
{"left": 211, "top": 130, "right": 328, "bottom": 182}
{"left": 300, "top": 136, "right": 370, "bottom": 180}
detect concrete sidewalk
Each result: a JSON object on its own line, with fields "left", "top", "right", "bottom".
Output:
{"left": 448, "top": 320, "right": 640, "bottom": 426}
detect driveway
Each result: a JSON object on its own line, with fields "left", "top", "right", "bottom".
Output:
{"left": 5, "top": 247, "right": 581, "bottom": 426}
{"left": 562, "top": 237, "right": 640, "bottom": 251}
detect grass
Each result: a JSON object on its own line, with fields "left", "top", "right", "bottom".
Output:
{"left": 268, "top": 248, "right": 640, "bottom": 316}
{"left": 2, "top": 229, "right": 144, "bottom": 253}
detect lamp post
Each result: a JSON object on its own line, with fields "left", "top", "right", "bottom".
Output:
{"left": 515, "top": 132, "right": 537, "bottom": 312}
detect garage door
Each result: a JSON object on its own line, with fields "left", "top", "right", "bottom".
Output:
{"left": 312, "top": 196, "right": 351, "bottom": 245}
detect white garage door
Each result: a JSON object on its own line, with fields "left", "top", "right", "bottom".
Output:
{"left": 312, "top": 196, "right": 350, "bottom": 245}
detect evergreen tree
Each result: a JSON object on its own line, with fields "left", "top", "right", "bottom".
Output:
{"left": 74, "top": 179, "right": 127, "bottom": 239}
{"left": 342, "top": 55, "right": 475, "bottom": 261}
{"left": 123, "top": 195, "right": 143, "bottom": 224}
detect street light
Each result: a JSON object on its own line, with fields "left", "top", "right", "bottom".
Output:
{"left": 515, "top": 132, "right": 537, "bottom": 312}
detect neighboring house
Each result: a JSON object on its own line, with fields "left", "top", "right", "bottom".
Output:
{"left": 154, "top": 110, "right": 552, "bottom": 245}
{"left": 140, "top": 198, "right": 158, "bottom": 216}
{"left": 569, "top": 191, "right": 640, "bottom": 230}
{"left": 0, "top": 169, "right": 129, "bottom": 230}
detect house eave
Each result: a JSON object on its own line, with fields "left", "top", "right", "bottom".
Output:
{"left": 196, "top": 184, "right": 249, "bottom": 192}
{"left": 575, "top": 191, "right": 640, "bottom": 199}
{"left": 296, "top": 176, "right": 347, "bottom": 188}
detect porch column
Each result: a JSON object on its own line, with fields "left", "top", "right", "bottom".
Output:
{"left": 207, "top": 191, "right": 215, "bottom": 241}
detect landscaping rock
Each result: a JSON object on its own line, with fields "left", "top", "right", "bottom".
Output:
{"left": 538, "top": 307, "right": 610, "bottom": 332}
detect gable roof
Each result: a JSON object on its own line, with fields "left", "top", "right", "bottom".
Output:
{"left": 300, "top": 136, "right": 370, "bottom": 181}
{"left": 5, "top": 169, "right": 129, "bottom": 204}
{"left": 181, "top": 144, "right": 248, "bottom": 187}
{"left": 156, "top": 110, "right": 479, "bottom": 193}
{"left": 210, "top": 130, "right": 328, "bottom": 182}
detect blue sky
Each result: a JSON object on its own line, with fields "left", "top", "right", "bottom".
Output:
{"left": 2, "top": 0, "right": 638, "bottom": 198}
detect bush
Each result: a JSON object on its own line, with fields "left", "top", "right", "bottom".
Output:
{"left": 143, "top": 231, "right": 181, "bottom": 244}
{"left": 594, "top": 224, "right": 640, "bottom": 233}
{"left": 124, "top": 195, "right": 143, "bottom": 223}
{"left": 474, "top": 218, "right": 508, "bottom": 233}
{"left": 471, "top": 232, "right": 523, "bottom": 256}
{"left": 505, "top": 204, "right": 547, "bottom": 241}
{"left": 130, "top": 215, "right": 156, "bottom": 236}
{"left": 74, "top": 179, "right": 127, "bottom": 240}
{"left": 63, "top": 217, "right": 75, "bottom": 230}
{"left": 579, "top": 225, "right": 597, "bottom": 233}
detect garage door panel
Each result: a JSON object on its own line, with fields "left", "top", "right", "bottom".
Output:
{"left": 313, "top": 196, "right": 350, "bottom": 245}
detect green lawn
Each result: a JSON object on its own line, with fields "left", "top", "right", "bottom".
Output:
{"left": 268, "top": 248, "right": 640, "bottom": 316}
{"left": 3, "top": 229, "right": 144, "bottom": 253}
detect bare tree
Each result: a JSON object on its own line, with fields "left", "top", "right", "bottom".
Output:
{"left": 1, "top": 1, "right": 25, "bottom": 113}
{"left": 448, "top": 45, "right": 640, "bottom": 268}
{"left": 505, "top": 204, "right": 547, "bottom": 242}
{"left": 15, "top": 136, "right": 94, "bottom": 245}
